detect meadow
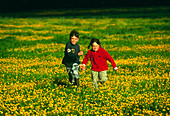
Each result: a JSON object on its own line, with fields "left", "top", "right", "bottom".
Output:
{"left": 0, "top": 6, "right": 170, "bottom": 115}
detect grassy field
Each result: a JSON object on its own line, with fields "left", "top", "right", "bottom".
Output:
{"left": 0, "top": 6, "right": 170, "bottom": 115}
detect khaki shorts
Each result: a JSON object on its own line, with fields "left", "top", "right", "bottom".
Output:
{"left": 91, "top": 70, "right": 108, "bottom": 89}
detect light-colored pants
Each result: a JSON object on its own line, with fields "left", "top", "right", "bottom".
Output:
{"left": 66, "top": 63, "right": 79, "bottom": 85}
{"left": 91, "top": 70, "right": 108, "bottom": 89}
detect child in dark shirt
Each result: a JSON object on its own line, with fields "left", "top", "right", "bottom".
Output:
{"left": 62, "top": 30, "right": 83, "bottom": 87}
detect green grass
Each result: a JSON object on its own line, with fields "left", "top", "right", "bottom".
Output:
{"left": 0, "top": 6, "right": 169, "bottom": 115}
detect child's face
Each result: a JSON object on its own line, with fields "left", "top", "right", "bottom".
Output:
{"left": 92, "top": 42, "right": 99, "bottom": 52}
{"left": 70, "top": 35, "right": 79, "bottom": 45}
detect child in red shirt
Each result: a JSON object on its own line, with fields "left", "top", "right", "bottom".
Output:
{"left": 80, "top": 38, "right": 118, "bottom": 89}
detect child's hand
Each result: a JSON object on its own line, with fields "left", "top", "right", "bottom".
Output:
{"left": 82, "top": 65, "right": 86, "bottom": 71}
{"left": 79, "top": 64, "right": 86, "bottom": 71}
{"left": 114, "top": 67, "right": 118, "bottom": 72}
{"left": 78, "top": 51, "right": 83, "bottom": 56}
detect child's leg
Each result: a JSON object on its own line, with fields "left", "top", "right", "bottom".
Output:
{"left": 99, "top": 70, "right": 108, "bottom": 84}
{"left": 72, "top": 63, "right": 79, "bottom": 87}
{"left": 91, "top": 71, "right": 99, "bottom": 89}
{"left": 66, "top": 67, "right": 75, "bottom": 84}
{"left": 75, "top": 78, "right": 79, "bottom": 87}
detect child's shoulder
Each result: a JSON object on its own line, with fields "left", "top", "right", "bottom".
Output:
{"left": 100, "top": 47, "right": 107, "bottom": 51}
{"left": 75, "top": 42, "right": 80, "bottom": 45}
{"left": 66, "top": 42, "right": 74, "bottom": 46}
{"left": 99, "top": 47, "right": 108, "bottom": 54}
{"left": 89, "top": 49, "right": 94, "bottom": 53}
{"left": 66, "top": 42, "right": 71, "bottom": 45}
{"left": 75, "top": 43, "right": 80, "bottom": 48}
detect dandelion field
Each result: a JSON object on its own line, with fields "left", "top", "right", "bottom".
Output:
{"left": 0, "top": 7, "right": 170, "bottom": 115}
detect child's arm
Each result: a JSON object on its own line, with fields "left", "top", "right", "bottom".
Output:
{"left": 77, "top": 44, "right": 83, "bottom": 56}
{"left": 82, "top": 51, "right": 90, "bottom": 65}
{"left": 104, "top": 49, "right": 118, "bottom": 71}
{"left": 80, "top": 51, "right": 91, "bottom": 71}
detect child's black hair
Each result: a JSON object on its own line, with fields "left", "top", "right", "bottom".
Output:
{"left": 70, "top": 30, "right": 79, "bottom": 39}
{"left": 88, "top": 38, "right": 101, "bottom": 49}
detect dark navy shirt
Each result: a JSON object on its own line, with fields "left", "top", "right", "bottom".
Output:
{"left": 62, "top": 42, "right": 80, "bottom": 67}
